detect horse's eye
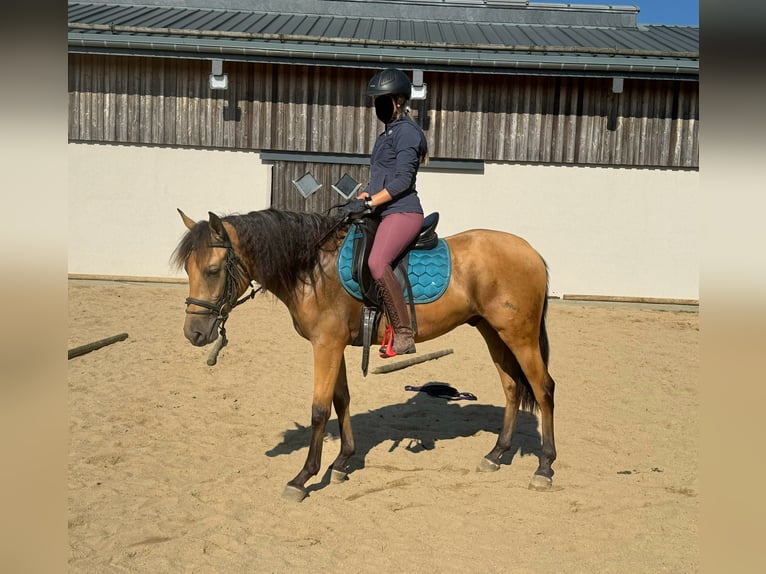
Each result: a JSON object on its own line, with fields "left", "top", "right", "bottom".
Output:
{"left": 206, "top": 266, "right": 221, "bottom": 276}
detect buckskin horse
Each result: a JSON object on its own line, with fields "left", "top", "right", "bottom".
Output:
{"left": 173, "top": 207, "right": 557, "bottom": 501}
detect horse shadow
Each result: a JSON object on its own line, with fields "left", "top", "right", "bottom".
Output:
{"left": 265, "top": 382, "right": 542, "bottom": 494}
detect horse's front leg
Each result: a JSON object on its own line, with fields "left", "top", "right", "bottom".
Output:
{"left": 329, "top": 355, "right": 355, "bottom": 483}
{"left": 283, "top": 340, "right": 345, "bottom": 502}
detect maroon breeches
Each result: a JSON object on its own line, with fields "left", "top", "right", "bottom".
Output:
{"left": 368, "top": 212, "right": 424, "bottom": 280}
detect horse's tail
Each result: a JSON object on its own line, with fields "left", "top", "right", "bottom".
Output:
{"left": 518, "top": 260, "right": 551, "bottom": 413}
{"left": 539, "top": 290, "right": 551, "bottom": 367}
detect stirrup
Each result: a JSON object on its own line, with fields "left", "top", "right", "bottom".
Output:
{"left": 379, "top": 324, "right": 395, "bottom": 358}
{"left": 378, "top": 324, "right": 415, "bottom": 359}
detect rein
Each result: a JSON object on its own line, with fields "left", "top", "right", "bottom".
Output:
{"left": 315, "top": 210, "right": 355, "bottom": 249}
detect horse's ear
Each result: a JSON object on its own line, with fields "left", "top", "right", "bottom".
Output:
{"left": 208, "top": 212, "right": 225, "bottom": 242}
{"left": 177, "top": 208, "right": 196, "bottom": 231}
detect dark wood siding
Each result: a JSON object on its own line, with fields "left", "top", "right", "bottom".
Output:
{"left": 68, "top": 53, "right": 699, "bottom": 168}
{"left": 270, "top": 161, "right": 370, "bottom": 214}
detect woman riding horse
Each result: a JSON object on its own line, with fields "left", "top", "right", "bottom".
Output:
{"left": 341, "top": 68, "right": 429, "bottom": 358}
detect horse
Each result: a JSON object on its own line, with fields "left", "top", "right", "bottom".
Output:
{"left": 173, "top": 207, "right": 557, "bottom": 501}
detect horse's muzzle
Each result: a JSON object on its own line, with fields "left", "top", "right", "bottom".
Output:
{"left": 184, "top": 316, "right": 220, "bottom": 347}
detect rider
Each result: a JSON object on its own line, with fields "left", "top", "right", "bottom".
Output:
{"left": 341, "top": 68, "right": 428, "bottom": 357}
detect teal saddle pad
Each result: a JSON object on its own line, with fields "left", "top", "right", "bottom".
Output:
{"left": 336, "top": 227, "right": 451, "bottom": 304}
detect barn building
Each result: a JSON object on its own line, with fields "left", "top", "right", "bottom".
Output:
{"left": 68, "top": 0, "right": 699, "bottom": 302}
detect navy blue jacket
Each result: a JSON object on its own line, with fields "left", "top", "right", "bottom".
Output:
{"left": 367, "top": 115, "right": 428, "bottom": 217}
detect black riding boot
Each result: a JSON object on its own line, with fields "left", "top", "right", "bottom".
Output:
{"left": 376, "top": 266, "right": 416, "bottom": 357}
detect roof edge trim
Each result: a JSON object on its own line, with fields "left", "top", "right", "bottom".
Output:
{"left": 67, "top": 23, "right": 698, "bottom": 60}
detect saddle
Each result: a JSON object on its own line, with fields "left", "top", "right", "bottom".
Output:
{"left": 351, "top": 212, "right": 440, "bottom": 307}
{"left": 339, "top": 212, "right": 445, "bottom": 375}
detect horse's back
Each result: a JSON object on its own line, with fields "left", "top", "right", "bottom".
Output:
{"left": 445, "top": 228, "right": 547, "bottom": 278}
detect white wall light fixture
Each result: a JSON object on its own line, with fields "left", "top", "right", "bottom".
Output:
{"left": 209, "top": 59, "right": 229, "bottom": 90}
{"left": 410, "top": 69, "right": 427, "bottom": 100}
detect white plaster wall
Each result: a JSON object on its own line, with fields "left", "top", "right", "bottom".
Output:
{"left": 418, "top": 164, "right": 699, "bottom": 300}
{"left": 69, "top": 143, "right": 699, "bottom": 300}
{"left": 68, "top": 144, "right": 271, "bottom": 279}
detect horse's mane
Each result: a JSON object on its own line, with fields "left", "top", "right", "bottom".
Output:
{"left": 172, "top": 208, "right": 346, "bottom": 300}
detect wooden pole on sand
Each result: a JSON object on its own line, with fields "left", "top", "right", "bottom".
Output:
{"left": 372, "top": 348, "right": 454, "bottom": 374}
{"left": 68, "top": 333, "right": 129, "bottom": 360}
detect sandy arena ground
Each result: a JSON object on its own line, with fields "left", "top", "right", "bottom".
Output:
{"left": 68, "top": 280, "right": 698, "bottom": 572}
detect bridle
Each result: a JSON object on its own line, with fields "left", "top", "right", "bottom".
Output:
{"left": 185, "top": 211, "right": 347, "bottom": 350}
{"left": 185, "top": 234, "right": 262, "bottom": 343}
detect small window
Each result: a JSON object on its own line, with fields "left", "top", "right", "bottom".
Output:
{"left": 332, "top": 173, "right": 362, "bottom": 199}
{"left": 291, "top": 172, "right": 322, "bottom": 198}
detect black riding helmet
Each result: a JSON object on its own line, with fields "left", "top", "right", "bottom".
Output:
{"left": 367, "top": 68, "right": 411, "bottom": 123}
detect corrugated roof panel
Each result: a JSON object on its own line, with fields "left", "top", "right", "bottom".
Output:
{"left": 643, "top": 26, "right": 696, "bottom": 53}
{"left": 521, "top": 25, "right": 558, "bottom": 47}
{"left": 268, "top": 14, "right": 298, "bottom": 35}
{"left": 353, "top": 17, "right": 373, "bottom": 40}
{"left": 546, "top": 26, "right": 579, "bottom": 47}
{"left": 339, "top": 17, "right": 362, "bottom": 38}
{"left": 246, "top": 13, "right": 280, "bottom": 34}
{"left": 499, "top": 25, "right": 535, "bottom": 46}
{"left": 395, "top": 20, "right": 410, "bottom": 43}
{"left": 441, "top": 22, "right": 462, "bottom": 44}
{"left": 424, "top": 21, "right": 443, "bottom": 43}
{"left": 317, "top": 16, "right": 339, "bottom": 37}
{"left": 384, "top": 20, "right": 399, "bottom": 42}
{"left": 369, "top": 19, "right": 386, "bottom": 42}
{"left": 293, "top": 15, "right": 319, "bottom": 36}
{"left": 141, "top": 8, "right": 174, "bottom": 29}
{"left": 617, "top": 29, "right": 669, "bottom": 52}
{"left": 95, "top": 5, "right": 148, "bottom": 27}
{"left": 164, "top": 8, "right": 211, "bottom": 31}
{"left": 122, "top": 6, "right": 172, "bottom": 28}
{"left": 412, "top": 20, "right": 428, "bottom": 43}
{"left": 582, "top": 28, "right": 619, "bottom": 50}
{"left": 576, "top": 27, "right": 631, "bottom": 50}
{"left": 151, "top": 8, "right": 200, "bottom": 30}
{"left": 554, "top": 26, "right": 590, "bottom": 49}
{"left": 625, "top": 28, "right": 683, "bottom": 53}
{"left": 68, "top": 3, "right": 118, "bottom": 22}
{"left": 673, "top": 26, "right": 699, "bottom": 45}
{"left": 463, "top": 23, "right": 489, "bottom": 45}
{"left": 323, "top": 15, "right": 346, "bottom": 38}
{"left": 221, "top": 12, "right": 263, "bottom": 33}
{"left": 200, "top": 11, "right": 245, "bottom": 32}
{"left": 477, "top": 23, "right": 507, "bottom": 45}
{"left": 294, "top": 14, "right": 314, "bottom": 35}
{"left": 452, "top": 22, "right": 477, "bottom": 45}
{"left": 310, "top": 16, "right": 335, "bottom": 38}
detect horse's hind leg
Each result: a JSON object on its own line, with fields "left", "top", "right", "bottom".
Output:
{"left": 475, "top": 320, "right": 523, "bottom": 472}
{"left": 480, "top": 316, "right": 557, "bottom": 490}
{"left": 511, "top": 343, "right": 557, "bottom": 491}
{"left": 329, "top": 356, "right": 355, "bottom": 483}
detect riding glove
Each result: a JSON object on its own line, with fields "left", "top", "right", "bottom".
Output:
{"left": 340, "top": 198, "right": 371, "bottom": 215}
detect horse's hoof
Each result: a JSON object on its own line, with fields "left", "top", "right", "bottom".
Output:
{"left": 331, "top": 469, "right": 349, "bottom": 484}
{"left": 282, "top": 484, "right": 308, "bottom": 502}
{"left": 477, "top": 457, "right": 501, "bottom": 473}
{"left": 528, "top": 474, "right": 553, "bottom": 491}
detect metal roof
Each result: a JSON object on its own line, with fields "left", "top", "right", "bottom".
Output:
{"left": 68, "top": 0, "right": 698, "bottom": 79}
